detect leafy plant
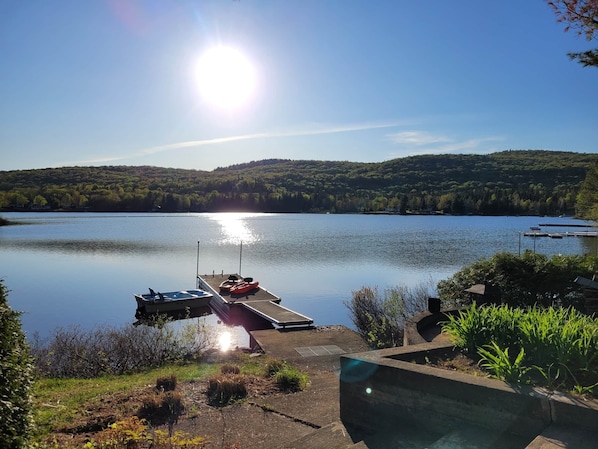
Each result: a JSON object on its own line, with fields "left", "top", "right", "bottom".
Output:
{"left": 477, "top": 343, "right": 531, "bottom": 383}
{"left": 86, "top": 416, "right": 207, "bottom": 448}
{"left": 443, "top": 304, "right": 598, "bottom": 396}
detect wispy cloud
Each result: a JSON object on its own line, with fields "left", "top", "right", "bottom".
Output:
{"left": 68, "top": 121, "right": 405, "bottom": 165}
{"left": 388, "top": 130, "right": 451, "bottom": 146}
{"left": 387, "top": 129, "right": 504, "bottom": 157}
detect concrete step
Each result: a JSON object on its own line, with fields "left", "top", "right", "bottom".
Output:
{"left": 344, "top": 421, "right": 440, "bottom": 449}
{"left": 428, "top": 427, "right": 533, "bottom": 449}
{"left": 525, "top": 424, "right": 598, "bottom": 449}
{"left": 278, "top": 421, "right": 361, "bottom": 449}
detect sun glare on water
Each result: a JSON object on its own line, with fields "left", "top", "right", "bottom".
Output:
{"left": 218, "top": 331, "right": 233, "bottom": 352}
{"left": 195, "top": 46, "right": 257, "bottom": 110}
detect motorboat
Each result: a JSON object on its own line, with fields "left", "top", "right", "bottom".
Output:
{"left": 135, "top": 288, "right": 213, "bottom": 314}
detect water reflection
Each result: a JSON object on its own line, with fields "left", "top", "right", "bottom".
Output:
{"left": 134, "top": 307, "right": 252, "bottom": 350}
{"left": 134, "top": 305, "right": 213, "bottom": 323}
{"left": 1, "top": 239, "right": 169, "bottom": 255}
{"left": 218, "top": 331, "right": 232, "bottom": 351}
{"left": 207, "top": 213, "right": 260, "bottom": 245}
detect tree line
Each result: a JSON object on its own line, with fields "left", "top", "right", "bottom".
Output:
{"left": 1, "top": 150, "right": 596, "bottom": 216}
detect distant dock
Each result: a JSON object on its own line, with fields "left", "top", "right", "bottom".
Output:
{"left": 538, "top": 223, "right": 596, "bottom": 228}
{"left": 197, "top": 273, "right": 313, "bottom": 329}
{"left": 524, "top": 223, "right": 598, "bottom": 238}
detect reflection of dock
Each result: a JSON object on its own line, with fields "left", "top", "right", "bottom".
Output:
{"left": 197, "top": 273, "right": 313, "bottom": 329}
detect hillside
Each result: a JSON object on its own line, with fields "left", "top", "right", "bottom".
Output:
{"left": 1, "top": 150, "right": 596, "bottom": 215}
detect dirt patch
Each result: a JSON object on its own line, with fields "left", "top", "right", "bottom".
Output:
{"left": 426, "top": 351, "right": 487, "bottom": 377}
{"left": 41, "top": 371, "right": 305, "bottom": 448}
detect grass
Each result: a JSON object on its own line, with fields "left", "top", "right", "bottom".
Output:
{"left": 33, "top": 363, "right": 218, "bottom": 438}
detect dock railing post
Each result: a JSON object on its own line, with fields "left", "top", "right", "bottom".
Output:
{"left": 196, "top": 240, "right": 200, "bottom": 288}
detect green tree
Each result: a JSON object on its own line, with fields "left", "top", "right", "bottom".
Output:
{"left": 0, "top": 281, "right": 34, "bottom": 448}
{"left": 32, "top": 195, "right": 47, "bottom": 208}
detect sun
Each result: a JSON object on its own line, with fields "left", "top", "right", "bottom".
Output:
{"left": 195, "top": 46, "right": 257, "bottom": 110}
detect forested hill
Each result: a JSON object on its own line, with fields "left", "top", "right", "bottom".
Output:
{"left": 1, "top": 150, "right": 596, "bottom": 215}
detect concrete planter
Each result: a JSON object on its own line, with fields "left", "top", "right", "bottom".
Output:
{"left": 340, "top": 341, "right": 598, "bottom": 443}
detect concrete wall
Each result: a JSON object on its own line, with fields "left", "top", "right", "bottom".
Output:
{"left": 340, "top": 341, "right": 598, "bottom": 440}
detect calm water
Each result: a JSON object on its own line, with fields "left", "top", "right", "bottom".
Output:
{"left": 1, "top": 213, "right": 595, "bottom": 343}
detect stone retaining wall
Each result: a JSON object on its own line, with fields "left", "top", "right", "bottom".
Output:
{"left": 340, "top": 341, "right": 598, "bottom": 441}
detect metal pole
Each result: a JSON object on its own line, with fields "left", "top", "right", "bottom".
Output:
{"left": 196, "top": 241, "right": 200, "bottom": 287}
{"left": 518, "top": 232, "right": 521, "bottom": 256}
{"left": 239, "top": 241, "right": 243, "bottom": 275}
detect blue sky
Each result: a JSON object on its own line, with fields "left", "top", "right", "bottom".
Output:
{"left": 1, "top": 1, "right": 596, "bottom": 172}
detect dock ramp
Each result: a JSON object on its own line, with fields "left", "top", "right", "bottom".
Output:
{"left": 241, "top": 300, "right": 313, "bottom": 328}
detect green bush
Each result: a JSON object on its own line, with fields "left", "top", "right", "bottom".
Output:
{"left": 274, "top": 367, "right": 308, "bottom": 392}
{"left": 264, "top": 358, "right": 286, "bottom": 377}
{"left": 443, "top": 304, "right": 598, "bottom": 395}
{"left": 437, "top": 251, "right": 597, "bottom": 310}
{"left": 0, "top": 280, "right": 34, "bottom": 448}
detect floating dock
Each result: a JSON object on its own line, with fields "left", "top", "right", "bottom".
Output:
{"left": 197, "top": 273, "right": 313, "bottom": 328}
{"left": 524, "top": 231, "right": 598, "bottom": 238}
{"left": 524, "top": 224, "right": 598, "bottom": 238}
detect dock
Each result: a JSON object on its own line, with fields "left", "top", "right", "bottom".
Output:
{"left": 197, "top": 273, "right": 314, "bottom": 328}
{"left": 523, "top": 224, "right": 598, "bottom": 238}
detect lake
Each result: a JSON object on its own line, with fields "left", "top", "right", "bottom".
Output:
{"left": 1, "top": 213, "right": 595, "bottom": 346}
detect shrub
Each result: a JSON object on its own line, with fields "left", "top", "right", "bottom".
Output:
{"left": 220, "top": 364, "right": 241, "bottom": 375}
{"left": 264, "top": 358, "right": 286, "bottom": 377}
{"left": 156, "top": 374, "right": 177, "bottom": 392}
{"left": 206, "top": 374, "right": 247, "bottom": 406}
{"left": 89, "top": 416, "right": 207, "bottom": 448}
{"left": 137, "top": 390, "right": 185, "bottom": 427}
{"left": 0, "top": 280, "right": 34, "bottom": 449}
{"left": 31, "top": 317, "right": 215, "bottom": 378}
{"left": 274, "top": 367, "right": 308, "bottom": 392}
{"left": 345, "top": 281, "right": 432, "bottom": 349}
{"left": 437, "top": 251, "right": 597, "bottom": 310}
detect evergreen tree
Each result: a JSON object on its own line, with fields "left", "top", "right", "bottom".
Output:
{"left": 0, "top": 281, "right": 34, "bottom": 449}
